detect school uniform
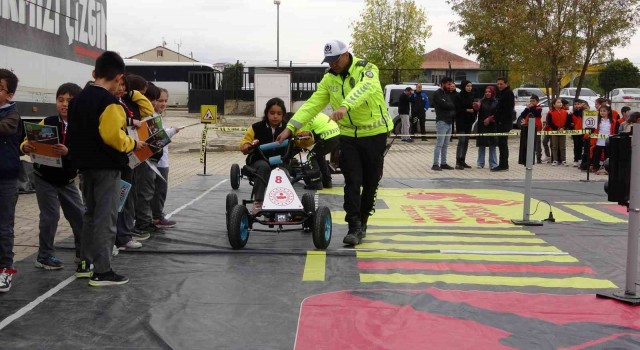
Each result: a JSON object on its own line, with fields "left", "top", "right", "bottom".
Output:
{"left": 21, "top": 115, "right": 84, "bottom": 263}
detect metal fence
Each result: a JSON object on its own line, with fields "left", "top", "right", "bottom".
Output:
{"left": 188, "top": 68, "right": 510, "bottom": 109}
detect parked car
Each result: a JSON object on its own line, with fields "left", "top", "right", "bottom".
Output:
{"left": 558, "top": 87, "right": 599, "bottom": 108}
{"left": 385, "top": 83, "right": 517, "bottom": 134}
{"left": 514, "top": 95, "right": 575, "bottom": 126}
{"left": 384, "top": 84, "right": 440, "bottom": 134}
{"left": 609, "top": 88, "right": 640, "bottom": 112}
{"left": 512, "top": 87, "right": 546, "bottom": 106}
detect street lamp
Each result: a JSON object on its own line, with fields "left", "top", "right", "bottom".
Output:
{"left": 274, "top": 0, "right": 281, "bottom": 69}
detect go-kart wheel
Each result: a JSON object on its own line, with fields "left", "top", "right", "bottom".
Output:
{"left": 228, "top": 205, "right": 250, "bottom": 249}
{"left": 230, "top": 164, "right": 241, "bottom": 189}
{"left": 312, "top": 206, "right": 332, "bottom": 249}
{"left": 301, "top": 193, "right": 315, "bottom": 231}
{"left": 225, "top": 193, "right": 238, "bottom": 229}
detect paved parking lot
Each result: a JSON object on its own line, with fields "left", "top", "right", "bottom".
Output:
{"left": 12, "top": 110, "right": 604, "bottom": 262}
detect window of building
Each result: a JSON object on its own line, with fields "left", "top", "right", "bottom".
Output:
{"left": 157, "top": 50, "right": 163, "bottom": 57}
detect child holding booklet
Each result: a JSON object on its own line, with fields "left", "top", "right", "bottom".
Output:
{"left": 21, "top": 83, "right": 88, "bottom": 274}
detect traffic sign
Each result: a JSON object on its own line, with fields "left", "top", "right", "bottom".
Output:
{"left": 583, "top": 110, "right": 598, "bottom": 129}
{"left": 200, "top": 105, "right": 217, "bottom": 124}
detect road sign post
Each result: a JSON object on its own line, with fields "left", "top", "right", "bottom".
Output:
{"left": 198, "top": 105, "right": 217, "bottom": 176}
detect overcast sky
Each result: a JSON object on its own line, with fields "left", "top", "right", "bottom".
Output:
{"left": 107, "top": 0, "right": 640, "bottom": 67}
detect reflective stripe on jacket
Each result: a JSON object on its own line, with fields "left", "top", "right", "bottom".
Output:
{"left": 288, "top": 55, "right": 390, "bottom": 138}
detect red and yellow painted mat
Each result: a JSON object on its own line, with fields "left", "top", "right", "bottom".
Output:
{"left": 298, "top": 185, "right": 637, "bottom": 349}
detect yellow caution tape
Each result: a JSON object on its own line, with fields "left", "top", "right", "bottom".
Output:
{"left": 199, "top": 125, "right": 208, "bottom": 164}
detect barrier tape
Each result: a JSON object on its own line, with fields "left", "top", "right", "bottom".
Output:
{"left": 205, "top": 125, "right": 612, "bottom": 139}
{"left": 200, "top": 125, "right": 208, "bottom": 164}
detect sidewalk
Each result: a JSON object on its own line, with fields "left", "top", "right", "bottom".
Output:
{"left": 13, "top": 110, "right": 602, "bottom": 261}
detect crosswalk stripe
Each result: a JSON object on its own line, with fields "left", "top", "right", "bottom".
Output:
{"left": 359, "top": 273, "right": 616, "bottom": 289}
{"left": 366, "top": 228, "right": 534, "bottom": 236}
{"left": 357, "top": 251, "right": 578, "bottom": 263}
{"left": 358, "top": 242, "right": 561, "bottom": 252}
{"left": 302, "top": 251, "right": 326, "bottom": 281}
{"left": 564, "top": 205, "right": 626, "bottom": 223}
{"left": 357, "top": 261, "right": 596, "bottom": 274}
{"left": 365, "top": 235, "right": 546, "bottom": 244}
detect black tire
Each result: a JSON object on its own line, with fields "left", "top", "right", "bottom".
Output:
{"left": 301, "top": 193, "right": 315, "bottom": 231}
{"left": 312, "top": 206, "right": 332, "bottom": 249}
{"left": 225, "top": 193, "right": 238, "bottom": 229}
{"left": 228, "top": 205, "right": 250, "bottom": 249}
{"left": 230, "top": 164, "right": 241, "bottom": 189}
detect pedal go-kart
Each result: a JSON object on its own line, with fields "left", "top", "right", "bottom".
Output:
{"left": 225, "top": 139, "right": 332, "bottom": 250}
{"left": 230, "top": 138, "right": 314, "bottom": 190}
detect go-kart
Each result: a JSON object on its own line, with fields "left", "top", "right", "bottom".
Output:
{"left": 225, "top": 139, "right": 332, "bottom": 250}
{"left": 230, "top": 137, "right": 321, "bottom": 190}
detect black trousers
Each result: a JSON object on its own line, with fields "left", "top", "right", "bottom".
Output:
{"left": 572, "top": 135, "right": 583, "bottom": 162}
{"left": 248, "top": 159, "right": 271, "bottom": 201}
{"left": 308, "top": 136, "right": 340, "bottom": 184}
{"left": 339, "top": 133, "right": 387, "bottom": 229}
{"left": 497, "top": 135, "right": 509, "bottom": 168}
{"left": 413, "top": 114, "right": 426, "bottom": 136}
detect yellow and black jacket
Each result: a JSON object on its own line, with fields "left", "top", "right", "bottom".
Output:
{"left": 67, "top": 83, "right": 136, "bottom": 170}
{"left": 240, "top": 120, "right": 313, "bottom": 164}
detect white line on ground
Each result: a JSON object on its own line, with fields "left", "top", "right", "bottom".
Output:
{"left": 0, "top": 275, "right": 75, "bottom": 331}
{"left": 0, "top": 179, "right": 227, "bottom": 331}
{"left": 166, "top": 179, "right": 228, "bottom": 219}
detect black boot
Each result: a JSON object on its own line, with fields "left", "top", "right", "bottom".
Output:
{"left": 361, "top": 215, "right": 369, "bottom": 238}
{"left": 343, "top": 223, "right": 363, "bottom": 246}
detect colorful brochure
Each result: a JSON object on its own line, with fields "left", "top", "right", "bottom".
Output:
{"left": 23, "top": 121, "right": 62, "bottom": 168}
{"left": 118, "top": 180, "right": 132, "bottom": 212}
{"left": 127, "top": 115, "right": 171, "bottom": 168}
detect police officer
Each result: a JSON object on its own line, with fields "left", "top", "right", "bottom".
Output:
{"left": 277, "top": 39, "right": 391, "bottom": 246}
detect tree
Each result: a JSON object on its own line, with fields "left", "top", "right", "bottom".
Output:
{"left": 448, "top": 0, "right": 640, "bottom": 98}
{"left": 448, "top": 0, "right": 581, "bottom": 97}
{"left": 351, "top": 0, "right": 431, "bottom": 84}
{"left": 599, "top": 59, "right": 640, "bottom": 93}
{"left": 223, "top": 61, "right": 244, "bottom": 99}
{"left": 572, "top": 0, "right": 640, "bottom": 99}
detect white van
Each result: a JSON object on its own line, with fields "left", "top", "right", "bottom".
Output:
{"left": 512, "top": 87, "right": 546, "bottom": 106}
{"left": 384, "top": 84, "right": 440, "bottom": 134}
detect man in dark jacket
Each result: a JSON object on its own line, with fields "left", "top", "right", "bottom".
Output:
{"left": 431, "top": 77, "right": 457, "bottom": 171}
{"left": 412, "top": 83, "right": 430, "bottom": 141}
{"left": 493, "top": 77, "right": 515, "bottom": 172}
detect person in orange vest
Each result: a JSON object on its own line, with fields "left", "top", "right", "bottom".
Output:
{"left": 545, "top": 98, "right": 571, "bottom": 166}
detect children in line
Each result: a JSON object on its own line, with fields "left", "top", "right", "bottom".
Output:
{"left": 150, "top": 87, "right": 182, "bottom": 228}
{"left": 0, "top": 69, "right": 21, "bottom": 292}
{"left": 114, "top": 74, "right": 154, "bottom": 250}
{"left": 20, "top": 83, "right": 87, "bottom": 273}
{"left": 545, "top": 98, "right": 570, "bottom": 166}
{"left": 67, "top": 51, "right": 146, "bottom": 286}
{"left": 590, "top": 105, "right": 618, "bottom": 175}
{"left": 517, "top": 94, "right": 543, "bottom": 165}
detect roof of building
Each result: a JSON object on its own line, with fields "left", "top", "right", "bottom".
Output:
{"left": 420, "top": 48, "right": 480, "bottom": 70}
{"left": 127, "top": 45, "right": 198, "bottom": 62}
